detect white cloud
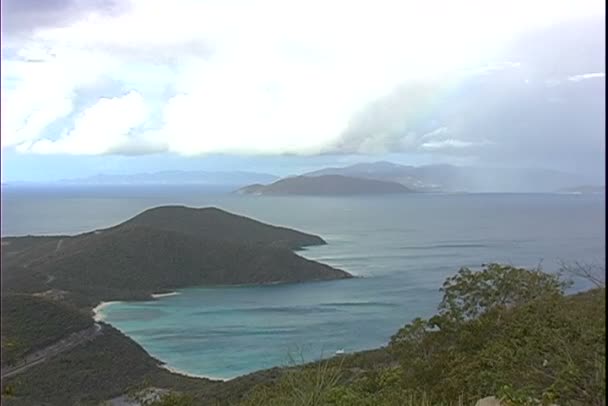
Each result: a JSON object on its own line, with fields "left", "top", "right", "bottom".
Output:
{"left": 22, "top": 91, "right": 159, "bottom": 155}
{"left": 1, "top": 0, "right": 605, "bottom": 156}
{"left": 421, "top": 139, "right": 478, "bottom": 150}
{"left": 567, "top": 72, "right": 606, "bottom": 82}
{"left": 421, "top": 127, "right": 450, "bottom": 140}
{"left": 464, "top": 61, "right": 523, "bottom": 76}
{"left": 1, "top": 59, "right": 75, "bottom": 147}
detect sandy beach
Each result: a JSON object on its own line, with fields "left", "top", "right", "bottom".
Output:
{"left": 151, "top": 292, "right": 181, "bottom": 299}
{"left": 159, "top": 364, "right": 227, "bottom": 382}
{"left": 92, "top": 301, "right": 120, "bottom": 322}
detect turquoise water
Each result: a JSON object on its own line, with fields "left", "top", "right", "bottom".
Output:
{"left": 2, "top": 187, "right": 605, "bottom": 379}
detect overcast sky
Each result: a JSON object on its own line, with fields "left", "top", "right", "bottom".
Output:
{"left": 1, "top": 0, "right": 605, "bottom": 181}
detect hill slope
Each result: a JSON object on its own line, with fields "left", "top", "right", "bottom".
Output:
{"left": 3, "top": 265, "right": 603, "bottom": 405}
{"left": 237, "top": 175, "right": 413, "bottom": 196}
{"left": 115, "top": 206, "right": 325, "bottom": 249}
{"left": 1, "top": 294, "right": 94, "bottom": 366}
{"left": 1, "top": 207, "right": 351, "bottom": 305}
{"left": 304, "top": 161, "right": 592, "bottom": 193}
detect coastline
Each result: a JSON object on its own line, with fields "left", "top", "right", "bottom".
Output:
{"left": 151, "top": 291, "right": 181, "bottom": 299}
{"left": 92, "top": 301, "right": 120, "bottom": 322}
{"left": 159, "top": 363, "right": 228, "bottom": 382}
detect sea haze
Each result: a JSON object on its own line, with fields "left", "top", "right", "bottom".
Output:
{"left": 1, "top": 185, "right": 605, "bottom": 379}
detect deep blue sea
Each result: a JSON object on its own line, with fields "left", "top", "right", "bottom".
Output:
{"left": 1, "top": 185, "right": 605, "bottom": 379}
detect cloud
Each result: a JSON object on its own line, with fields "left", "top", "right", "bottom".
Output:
{"left": 464, "top": 61, "right": 522, "bottom": 76}
{"left": 1, "top": 0, "right": 126, "bottom": 37}
{"left": 421, "top": 139, "right": 488, "bottom": 150}
{"left": 329, "top": 16, "right": 605, "bottom": 174}
{"left": 568, "top": 72, "right": 606, "bottom": 82}
{"left": 1, "top": 0, "right": 605, "bottom": 161}
{"left": 421, "top": 127, "right": 450, "bottom": 140}
{"left": 421, "top": 140, "right": 473, "bottom": 150}
{"left": 1, "top": 59, "right": 76, "bottom": 148}
{"left": 20, "top": 91, "right": 164, "bottom": 155}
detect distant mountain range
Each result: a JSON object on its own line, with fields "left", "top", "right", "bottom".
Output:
{"left": 302, "top": 162, "right": 595, "bottom": 193}
{"left": 237, "top": 174, "right": 413, "bottom": 196}
{"left": 3, "top": 163, "right": 598, "bottom": 194}
{"left": 55, "top": 170, "right": 279, "bottom": 186}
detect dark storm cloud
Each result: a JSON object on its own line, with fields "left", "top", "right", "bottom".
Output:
{"left": 503, "top": 16, "right": 605, "bottom": 77}
{"left": 1, "top": 0, "right": 212, "bottom": 62}
{"left": 1, "top": 0, "right": 127, "bottom": 36}
{"left": 331, "top": 16, "right": 605, "bottom": 178}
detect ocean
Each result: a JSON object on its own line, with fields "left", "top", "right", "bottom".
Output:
{"left": 2, "top": 185, "right": 605, "bottom": 379}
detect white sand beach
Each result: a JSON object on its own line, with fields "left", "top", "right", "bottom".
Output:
{"left": 151, "top": 292, "right": 181, "bottom": 299}
{"left": 160, "top": 364, "right": 227, "bottom": 382}
{"left": 92, "top": 301, "right": 120, "bottom": 322}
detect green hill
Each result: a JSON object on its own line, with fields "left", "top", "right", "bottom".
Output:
{"left": 115, "top": 206, "right": 326, "bottom": 249}
{"left": 1, "top": 207, "right": 350, "bottom": 306}
{"left": 1, "top": 294, "right": 93, "bottom": 365}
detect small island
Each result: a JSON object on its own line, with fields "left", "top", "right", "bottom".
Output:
{"left": 236, "top": 175, "right": 413, "bottom": 196}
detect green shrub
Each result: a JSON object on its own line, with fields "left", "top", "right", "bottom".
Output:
{"left": 240, "top": 264, "right": 605, "bottom": 406}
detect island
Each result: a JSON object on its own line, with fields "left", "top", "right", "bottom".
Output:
{"left": 236, "top": 175, "right": 413, "bottom": 196}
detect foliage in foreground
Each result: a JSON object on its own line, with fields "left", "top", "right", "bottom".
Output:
{"left": 239, "top": 264, "right": 606, "bottom": 406}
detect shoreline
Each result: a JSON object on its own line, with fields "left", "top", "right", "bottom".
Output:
{"left": 151, "top": 291, "right": 181, "bottom": 299}
{"left": 159, "top": 364, "right": 228, "bottom": 382}
{"left": 92, "top": 301, "right": 120, "bottom": 322}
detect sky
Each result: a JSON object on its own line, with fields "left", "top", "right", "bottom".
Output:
{"left": 1, "top": 0, "right": 605, "bottom": 182}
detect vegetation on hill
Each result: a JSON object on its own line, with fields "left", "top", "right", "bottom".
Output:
{"left": 237, "top": 175, "right": 413, "bottom": 195}
{"left": 1, "top": 260, "right": 604, "bottom": 405}
{"left": 235, "top": 264, "right": 606, "bottom": 406}
{"left": 1, "top": 207, "right": 350, "bottom": 307}
{"left": 7, "top": 225, "right": 348, "bottom": 306}
{"left": 0, "top": 206, "right": 353, "bottom": 404}
{"left": 1, "top": 236, "right": 66, "bottom": 258}
{"left": 302, "top": 161, "right": 594, "bottom": 193}
{"left": 116, "top": 206, "right": 326, "bottom": 249}
{"left": 1, "top": 324, "right": 216, "bottom": 406}
{"left": 1, "top": 294, "right": 93, "bottom": 365}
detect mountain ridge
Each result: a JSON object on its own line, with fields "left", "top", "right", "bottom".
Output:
{"left": 303, "top": 161, "right": 593, "bottom": 193}
{"left": 237, "top": 174, "right": 413, "bottom": 196}
{"left": 55, "top": 170, "right": 279, "bottom": 186}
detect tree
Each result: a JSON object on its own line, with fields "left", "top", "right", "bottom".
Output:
{"left": 559, "top": 260, "right": 605, "bottom": 289}
{"left": 437, "top": 264, "right": 570, "bottom": 323}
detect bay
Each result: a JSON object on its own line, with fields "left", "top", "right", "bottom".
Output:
{"left": 2, "top": 185, "right": 604, "bottom": 379}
